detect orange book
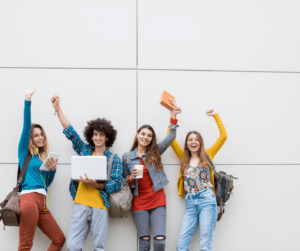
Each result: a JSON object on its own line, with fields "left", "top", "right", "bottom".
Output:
{"left": 160, "top": 90, "right": 175, "bottom": 111}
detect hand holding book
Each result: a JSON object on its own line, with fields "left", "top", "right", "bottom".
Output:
{"left": 170, "top": 99, "right": 182, "bottom": 119}
{"left": 160, "top": 90, "right": 182, "bottom": 119}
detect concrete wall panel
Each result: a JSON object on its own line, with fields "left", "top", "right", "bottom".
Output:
{"left": 0, "top": 1, "right": 136, "bottom": 68}
{"left": 139, "top": 0, "right": 300, "bottom": 71}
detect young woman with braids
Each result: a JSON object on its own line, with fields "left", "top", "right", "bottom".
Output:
{"left": 122, "top": 99, "right": 182, "bottom": 251}
{"left": 167, "top": 109, "right": 228, "bottom": 251}
{"left": 18, "top": 88, "right": 65, "bottom": 251}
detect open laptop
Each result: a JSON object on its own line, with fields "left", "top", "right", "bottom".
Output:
{"left": 71, "top": 156, "right": 107, "bottom": 181}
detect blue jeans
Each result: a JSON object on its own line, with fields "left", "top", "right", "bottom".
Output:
{"left": 176, "top": 189, "right": 218, "bottom": 251}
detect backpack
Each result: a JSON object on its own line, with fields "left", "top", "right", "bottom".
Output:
{"left": 107, "top": 154, "right": 133, "bottom": 218}
{"left": 206, "top": 154, "right": 238, "bottom": 221}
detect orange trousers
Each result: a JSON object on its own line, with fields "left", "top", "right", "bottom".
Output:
{"left": 18, "top": 193, "right": 65, "bottom": 251}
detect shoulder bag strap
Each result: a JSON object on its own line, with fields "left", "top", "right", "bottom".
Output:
{"left": 17, "top": 165, "right": 21, "bottom": 183}
{"left": 16, "top": 151, "right": 32, "bottom": 191}
{"left": 206, "top": 154, "right": 225, "bottom": 221}
{"left": 206, "top": 153, "right": 217, "bottom": 173}
{"left": 107, "top": 154, "right": 116, "bottom": 181}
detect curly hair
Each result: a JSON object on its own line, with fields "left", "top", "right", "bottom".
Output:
{"left": 84, "top": 118, "right": 117, "bottom": 148}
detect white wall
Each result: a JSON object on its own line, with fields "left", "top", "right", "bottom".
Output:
{"left": 1, "top": 0, "right": 300, "bottom": 251}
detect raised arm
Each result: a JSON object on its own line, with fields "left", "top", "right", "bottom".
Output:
{"left": 18, "top": 88, "right": 36, "bottom": 156}
{"left": 51, "top": 95, "right": 70, "bottom": 129}
{"left": 205, "top": 109, "right": 228, "bottom": 161}
{"left": 166, "top": 131, "right": 184, "bottom": 161}
{"left": 63, "top": 125, "right": 88, "bottom": 156}
{"left": 158, "top": 99, "right": 182, "bottom": 155}
{"left": 51, "top": 95, "right": 87, "bottom": 155}
{"left": 167, "top": 97, "right": 183, "bottom": 161}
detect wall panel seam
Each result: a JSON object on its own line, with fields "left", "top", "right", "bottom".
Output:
{"left": 1, "top": 67, "right": 300, "bottom": 74}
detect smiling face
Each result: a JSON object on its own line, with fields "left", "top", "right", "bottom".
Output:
{"left": 91, "top": 130, "right": 107, "bottom": 148}
{"left": 32, "top": 127, "right": 44, "bottom": 148}
{"left": 136, "top": 128, "right": 153, "bottom": 148}
{"left": 186, "top": 133, "right": 201, "bottom": 153}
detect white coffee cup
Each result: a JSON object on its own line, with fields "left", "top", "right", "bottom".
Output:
{"left": 134, "top": 165, "right": 144, "bottom": 179}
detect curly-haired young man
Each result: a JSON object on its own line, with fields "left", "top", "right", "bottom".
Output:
{"left": 51, "top": 95, "right": 123, "bottom": 251}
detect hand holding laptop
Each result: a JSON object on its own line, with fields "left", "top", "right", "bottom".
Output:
{"left": 80, "top": 173, "right": 105, "bottom": 190}
{"left": 80, "top": 173, "right": 97, "bottom": 186}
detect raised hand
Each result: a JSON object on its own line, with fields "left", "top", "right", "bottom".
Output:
{"left": 206, "top": 109, "right": 216, "bottom": 116}
{"left": 174, "top": 106, "right": 182, "bottom": 115}
{"left": 170, "top": 99, "right": 182, "bottom": 117}
{"left": 24, "top": 87, "right": 36, "bottom": 101}
{"left": 50, "top": 95, "right": 60, "bottom": 111}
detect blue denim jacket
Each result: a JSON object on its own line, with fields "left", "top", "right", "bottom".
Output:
{"left": 122, "top": 123, "right": 178, "bottom": 196}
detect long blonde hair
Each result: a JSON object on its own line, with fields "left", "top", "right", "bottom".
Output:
{"left": 28, "top": 124, "right": 49, "bottom": 161}
{"left": 180, "top": 131, "right": 208, "bottom": 174}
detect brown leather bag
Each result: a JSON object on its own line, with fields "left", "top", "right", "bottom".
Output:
{"left": 0, "top": 151, "right": 32, "bottom": 228}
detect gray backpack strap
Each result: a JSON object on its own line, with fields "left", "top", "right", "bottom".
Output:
{"left": 206, "top": 153, "right": 223, "bottom": 221}
{"left": 107, "top": 154, "right": 116, "bottom": 180}
{"left": 206, "top": 153, "right": 217, "bottom": 173}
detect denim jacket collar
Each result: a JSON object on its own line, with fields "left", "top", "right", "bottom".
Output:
{"left": 130, "top": 147, "right": 146, "bottom": 160}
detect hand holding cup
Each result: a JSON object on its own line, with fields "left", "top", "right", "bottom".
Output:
{"left": 130, "top": 166, "right": 143, "bottom": 182}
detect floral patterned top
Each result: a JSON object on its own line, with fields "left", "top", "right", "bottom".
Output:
{"left": 183, "top": 165, "right": 212, "bottom": 193}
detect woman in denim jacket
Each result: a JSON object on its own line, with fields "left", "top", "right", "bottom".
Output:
{"left": 122, "top": 99, "right": 182, "bottom": 251}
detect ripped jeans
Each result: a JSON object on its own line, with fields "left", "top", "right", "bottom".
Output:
{"left": 176, "top": 189, "right": 218, "bottom": 251}
{"left": 133, "top": 206, "right": 166, "bottom": 251}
